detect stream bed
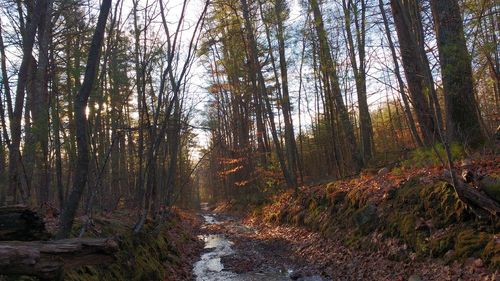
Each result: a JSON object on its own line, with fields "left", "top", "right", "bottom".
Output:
{"left": 193, "top": 207, "right": 325, "bottom": 281}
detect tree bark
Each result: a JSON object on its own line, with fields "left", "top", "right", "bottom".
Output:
{"left": 390, "top": 0, "right": 438, "bottom": 146}
{"left": 274, "top": 0, "right": 299, "bottom": 187}
{"left": 0, "top": 205, "right": 50, "bottom": 241}
{"left": 8, "top": 0, "right": 46, "bottom": 204}
{"left": 0, "top": 238, "right": 118, "bottom": 280}
{"left": 429, "top": 0, "right": 485, "bottom": 146}
{"left": 31, "top": 0, "right": 53, "bottom": 205}
{"left": 379, "top": 0, "right": 423, "bottom": 147}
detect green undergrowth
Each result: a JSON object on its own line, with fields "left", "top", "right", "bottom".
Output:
{"left": 259, "top": 177, "right": 500, "bottom": 269}
{"left": 402, "top": 143, "right": 465, "bottom": 168}
{"left": 66, "top": 210, "right": 200, "bottom": 281}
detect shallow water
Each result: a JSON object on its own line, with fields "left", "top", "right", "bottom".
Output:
{"left": 193, "top": 213, "right": 291, "bottom": 281}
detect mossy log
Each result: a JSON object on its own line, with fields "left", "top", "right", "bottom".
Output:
{"left": 451, "top": 174, "right": 500, "bottom": 217}
{"left": 478, "top": 175, "right": 500, "bottom": 203}
{"left": 0, "top": 205, "right": 50, "bottom": 241}
{"left": 0, "top": 238, "right": 118, "bottom": 280}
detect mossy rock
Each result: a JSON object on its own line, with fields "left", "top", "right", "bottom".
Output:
{"left": 454, "top": 229, "right": 491, "bottom": 258}
{"left": 429, "top": 233, "right": 455, "bottom": 258}
{"left": 482, "top": 237, "right": 500, "bottom": 269}
{"left": 383, "top": 180, "right": 474, "bottom": 257}
{"left": 352, "top": 204, "right": 378, "bottom": 234}
{"left": 419, "top": 183, "right": 467, "bottom": 228}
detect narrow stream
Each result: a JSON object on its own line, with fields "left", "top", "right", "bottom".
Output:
{"left": 193, "top": 204, "right": 325, "bottom": 281}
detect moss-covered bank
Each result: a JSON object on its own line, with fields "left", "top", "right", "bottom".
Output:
{"left": 66, "top": 210, "right": 202, "bottom": 281}
{"left": 258, "top": 176, "right": 500, "bottom": 269}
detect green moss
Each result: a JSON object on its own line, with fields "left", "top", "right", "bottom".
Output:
{"left": 419, "top": 183, "right": 467, "bottom": 228}
{"left": 429, "top": 233, "right": 455, "bottom": 258}
{"left": 65, "top": 220, "right": 189, "bottom": 281}
{"left": 262, "top": 173, "right": 499, "bottom": 269}
{"left": 454, "top": 229, "right": 491, "bottom": 258}
{"left": 383, "top": 180, "right": 472, "bottom": 257}
{"left": 482, "top": 238, "right": 500, "bottom": 269}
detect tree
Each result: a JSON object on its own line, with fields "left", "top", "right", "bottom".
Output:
{"left": 309, "top": 0, "right": 360, "bottom": 174}
{"left": 389, "top": 0, "right": 439, "bottom": 146}
{"left": 430, "top": 0, "right": 485, "bottom": 146}
{"left": 342, "top": 0, "right": 374, "bottom": 162}
{"left": 240, "top": 0, "right": 296, "bottom": 189}
{"left": 8, "top": 0, "right": 47, "bottom": 204}
{"left": 56, "top": 0, "right": 112, "bottom": 239}
{"left": 378, "top": 0, "right": 423, "bottom": 147}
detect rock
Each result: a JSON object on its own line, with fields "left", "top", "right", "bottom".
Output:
{"left": 408, "top": 274, "right": 422, "bottom": 281}
{"left": 352, "top": 204, "right": 378, "bottom": 234}
{"left": 378, "top": 167, "right": 389, "bottom": 176}
{"left": 473, "top": 258, "right": 483, "bottom": 268}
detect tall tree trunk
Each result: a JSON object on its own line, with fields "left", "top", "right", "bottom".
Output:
{"left": 342, "top": 0, "right": 373, "bottom": 162}
{"left": 0, "top": 23, "right": 11, "bottom": 206}
{"left": 132, "top": 0, "right": 145, "bottom": 207}
{"left": 31, "top": 0, "right": 53, "bottom": 205}
{"left": 430, "top": 0, "right": 485, "bottom": 146}
{"left": 379, "top": 0, "right": 423, "bottom": 147}
{"left": 56, "top": 0, "right": 111, "bottom": 239}
{"left": 274, "top": 0, "right": 299, "bottom": 187}
{"left": 8, "top": 0, "right": 46, "bottom": 204}
{"left": 390, "top": 0, "right": 437, "bottom": 146}
{"left": 257, "top": 0, "right": 298, "bottom": 187}
{"left": 51, "top": 77, "right": 64, "bottom": 210}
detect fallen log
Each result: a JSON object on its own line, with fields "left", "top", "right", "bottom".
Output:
{"left": 0, "top": 205, "right": 50, "bottom": 241}
{"left": 449, "top": 172, "right": 500, "bottom": 218}
{"left": 0, "top": 238, "right": 118, "bottom": 280}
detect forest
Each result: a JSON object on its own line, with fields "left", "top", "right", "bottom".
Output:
{"left": 0, "top": 0, "right": 498, "bottom": 280}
